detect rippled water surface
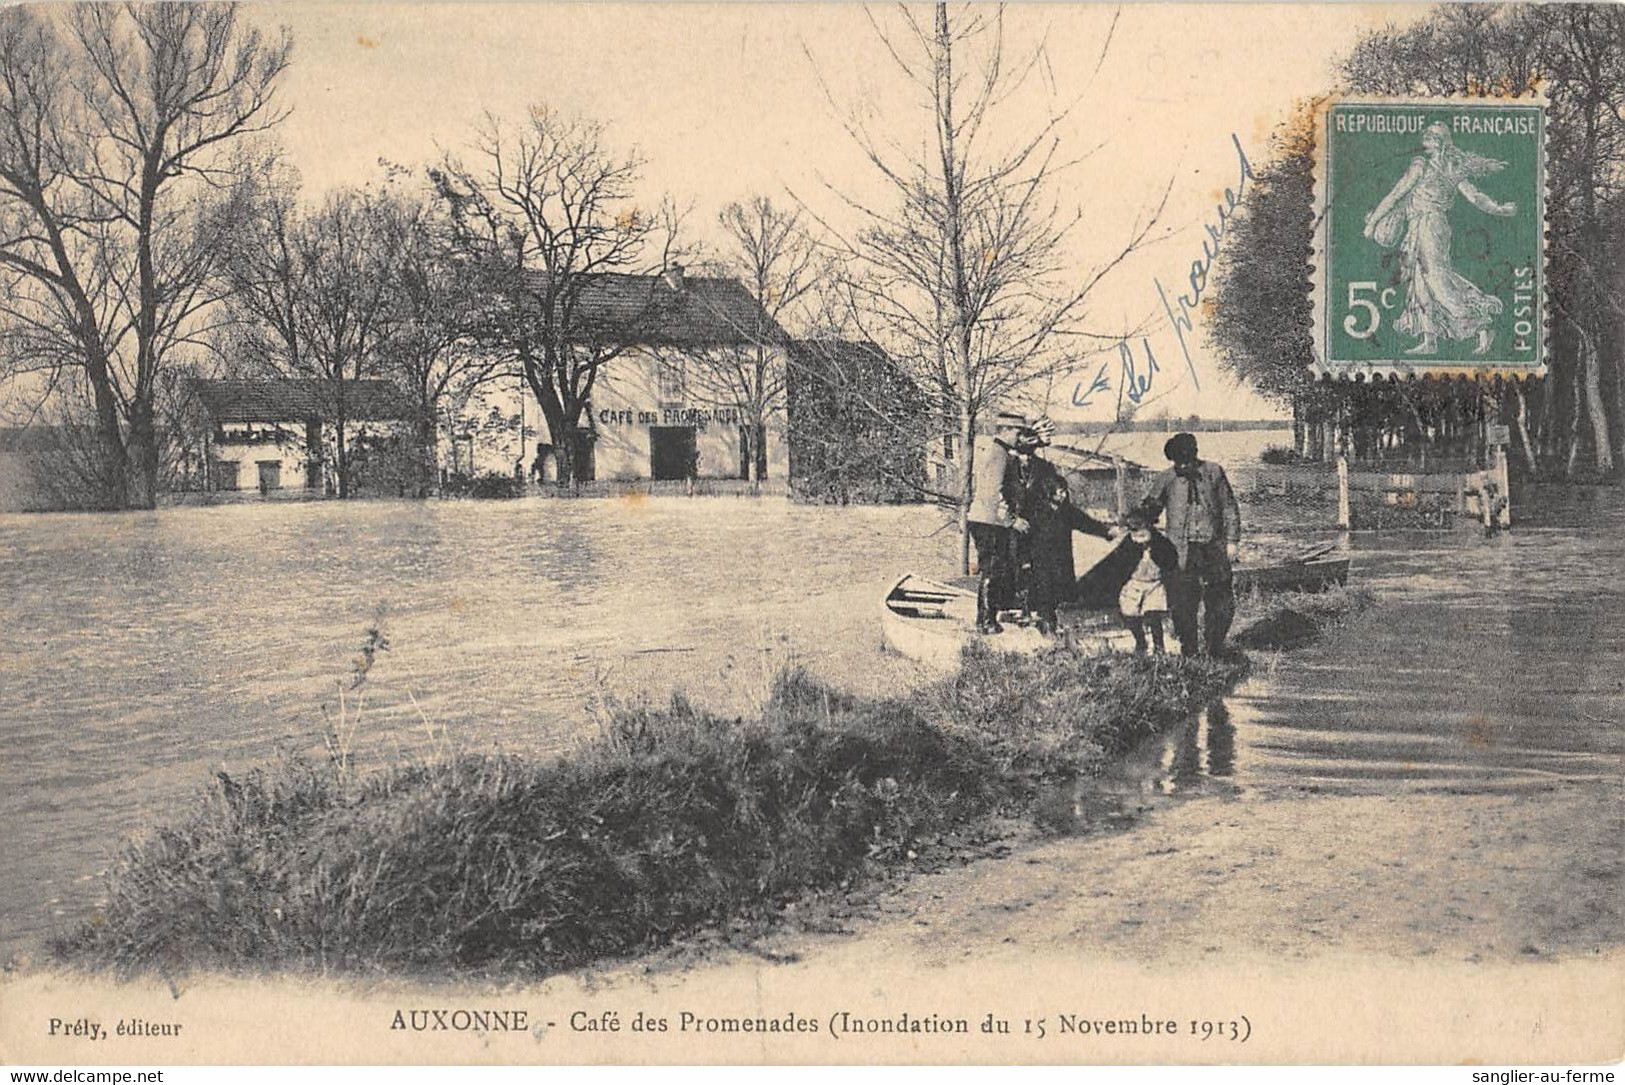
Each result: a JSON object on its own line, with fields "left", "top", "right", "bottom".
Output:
{"left": 3, "top": 472, "right": 1621, "bottom": 960}
{"left": 1118, "top": 488, "right": 1625, "bottom": 802}
{"left": 0, "top": 497, "right": 960, "bottom": 957}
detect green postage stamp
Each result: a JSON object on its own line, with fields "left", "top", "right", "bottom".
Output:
{"left": 1313, "top": 97, "right": 1547, "bottom": 379}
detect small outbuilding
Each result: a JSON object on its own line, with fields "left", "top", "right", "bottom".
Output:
{"left": 186, "top": 379, "right": 413, "bottom": 496}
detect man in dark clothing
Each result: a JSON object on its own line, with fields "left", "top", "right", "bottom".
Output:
{"left": 1139, "top": 432, "right": 1242, "bottom": 656}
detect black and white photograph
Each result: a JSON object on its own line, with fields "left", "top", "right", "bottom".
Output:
{"left": 0, "top": 0, "right": 1621, "bottom": 1069}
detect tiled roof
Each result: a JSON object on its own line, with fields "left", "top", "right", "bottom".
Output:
{"left": 520, "top": 271, "right": 782, "bottom": 348}
{"left": 786, "top": 339, "right": 924, "bottom": 397}
{"left": 787, "top": 338, "right": 896, "bottom": 373}
{"left": 191, "top": 379, "right": 412, "bottom": 422}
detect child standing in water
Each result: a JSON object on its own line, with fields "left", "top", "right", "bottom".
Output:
{"left": 1118, "top": 509, "right": 1180, "bottom": 655}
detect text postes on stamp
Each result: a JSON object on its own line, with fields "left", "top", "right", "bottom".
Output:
{"left": 1312, "top": 97, "right": 1546, "bottom": 381}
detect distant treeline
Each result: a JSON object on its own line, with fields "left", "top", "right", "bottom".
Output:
{"left": 1056, "top": 418, "right": 1289, "bottom": 435}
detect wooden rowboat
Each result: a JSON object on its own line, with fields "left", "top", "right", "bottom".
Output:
{"left": 882, "top": 543, "right": 1351, "bottom": 669}
{"left": 881, "top": 573, "right": 1132, "bottom": 670}
{"left": 1234, "top": 553, "right": 1351, "bottom": 595}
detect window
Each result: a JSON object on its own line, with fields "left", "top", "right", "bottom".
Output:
{"left": 657, "top": 357, "right": 685, "bottom": 406}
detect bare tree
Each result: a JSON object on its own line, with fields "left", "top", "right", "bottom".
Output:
{"left": 682, "top": 197, "right": 819, "bottom": 483}
{"left": 369, "top": 174, "right": 503, "bottom": 496}
{"left": 0, "top": 4, "right": 291, "bottom": 509}
{"left": 808, "top": 3, "right": 1165, "bottom": 570}
{"left": 221, "top": 187, "right": 400, "bottom": 497}
{"left": 430, "top": 108, "right": 683, "bottom": 485}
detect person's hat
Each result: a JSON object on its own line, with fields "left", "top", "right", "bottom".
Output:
{"left": 993, "top": 411, "right": 1027, "bottom": 433}
{"left": 1013, "top": 425, "right": 1047, "bottom": 452}
{"left": 1164, "top": 432, "right": 1199, "bottom": 463}
{"left": 1123, "top": 507, "right": 1152, "bottom": 530}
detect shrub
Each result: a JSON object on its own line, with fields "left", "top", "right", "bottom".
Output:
{"left": 54, "top": 648, "right": 1299, "bottom": 977}
{"left": 1260, "top": 444, "right": 1305, "bottom": 465}
{"left": 441, "top": 470, "right": 521, "bottom": 499}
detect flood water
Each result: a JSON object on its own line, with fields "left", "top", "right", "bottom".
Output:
{"left": 3, "top": 441, "right": 1621, "bottom": 961}
{"left": 0, "top": 496, "right": 961, "bottom": 960}
{"left": 1098, "top": 486, "right": 1625, "bottom": 812}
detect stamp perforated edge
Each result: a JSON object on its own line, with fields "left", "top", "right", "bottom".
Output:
{"left": 1308, "top": 93, "right": 1550, "bottom": 384}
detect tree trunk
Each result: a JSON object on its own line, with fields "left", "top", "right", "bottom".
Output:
{"left": 1292, "top": 401, "right": 1305, "bottom": 457}
{"left": 415, "top": 412, "right": 438, "bottom": 498}
{"left": 93, "top": 414, "right": 128, "bottom": 511}
{"left": 126, "top": 399, "right": 160, "bottom": 510}
{"left": 1566, "top": 364, "right": 1583, "bottom": 478}
{"left": 1576, "top": 322, "right": 1615, "bottom": 475}
{"left": 957, "top": 407, "right": 974, "bottom": 576}
{"left": 1513, "top": 381, "right": 1539, "bottom": 477}
{"left": 753, "top": 421, "right": 768, "bottom": 482}
{"left": 531, "top": 377, "right": 572, "bottom": 486}
{"left": 82, "top": 355, "right": 128, "bottom": 509}
{"left": 335, "top": 421, "right": 350, "bottom": 498}
{"left": 934, "top": 2, "right": 975, "bottom": 575}
{"left": 1614, "top": 334, "right": 1625, "bottom": 473}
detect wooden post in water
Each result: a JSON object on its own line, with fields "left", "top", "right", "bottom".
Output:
{"left": 1336, "top": 454, "right": 1351, "bottom": 529}
{"left": 1113, "top": 454, "right": 1127, "bottom": 518}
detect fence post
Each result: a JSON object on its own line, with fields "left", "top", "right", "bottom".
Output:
{"left": 1113, "top": 454, "right": 1127, "bottom": 518}
{"left": 1336, "top": 454, "right": 1351, "bottom": 529}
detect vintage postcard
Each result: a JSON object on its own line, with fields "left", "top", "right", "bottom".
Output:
{"left": 1, "top": 0, "right": 1621, "bottom": 1070}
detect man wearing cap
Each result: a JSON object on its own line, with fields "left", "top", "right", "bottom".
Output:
{"left": 967, "top": 412, "right": 1029, "bottom": 633}
{"left": 1139, "top": 432, "right": 1242, "bottom": 656}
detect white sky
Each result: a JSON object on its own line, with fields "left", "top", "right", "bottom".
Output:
{"left": 247, "top": 2, "right": 1423, "bottom": 421}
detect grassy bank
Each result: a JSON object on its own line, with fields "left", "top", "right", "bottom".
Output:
{"left": 52, "top": 589, "right": 1370, "bottom": 978}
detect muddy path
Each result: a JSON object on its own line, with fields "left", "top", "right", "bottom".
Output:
{"left": 615, "top": 490, "right": 1625, "bottom": 977}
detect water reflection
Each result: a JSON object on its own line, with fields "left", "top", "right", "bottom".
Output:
{"left": 1228, "top": 489, "right": 1625, "bottom": 795}
{"left": 1040, "top": 697, "right": 1242, "bottom": 836}
{"left": 1164, "top": 698, "right": 1237, "bottom": 792}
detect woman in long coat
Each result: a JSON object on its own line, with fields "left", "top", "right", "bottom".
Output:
{"left": 1018, "top": 457, "right": 1113, "bottom": 633}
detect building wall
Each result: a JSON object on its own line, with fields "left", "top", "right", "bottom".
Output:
{"left": 207, "top": 425, "right": 310, "bottom": 492}
{"left": 207, "top": 421, "right": 407, "bottom": 493}
{"left": 562, "top": 347, "right": 789, "bottom": 482}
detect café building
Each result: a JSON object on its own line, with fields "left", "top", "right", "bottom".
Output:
{"left": 535, "top": 267, "right": 789, "bottom": 483}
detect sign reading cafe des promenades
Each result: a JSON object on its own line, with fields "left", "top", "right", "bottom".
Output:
{"left": 1313, "top": 98, "right": 1547, "bottom": 380}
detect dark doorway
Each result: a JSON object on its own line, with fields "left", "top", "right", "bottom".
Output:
{"left": 571, "top": 427, "right": 596, "bottom": 482}
{"left": 650, "top": 426, "right": 697, "bottom": 481}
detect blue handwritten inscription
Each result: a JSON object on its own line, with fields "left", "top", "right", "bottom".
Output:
{"left": 1070, "top": 362, "right": 1111, "bottom": 407}
{"left": 1118, "top": 338, "right": 1160, "bottom": 404}
{"left": 1069, "top": 133, "right": 1256, "bottom": 408}
{"left": 1153, "top": 133, "right": 1257, "bottom": 391}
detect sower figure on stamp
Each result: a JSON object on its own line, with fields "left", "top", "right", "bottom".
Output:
{"left": 1139, "top": 432, "right": 1242, "bottom": 657}
{"left": 967, "top": 412, "right": 1029, "bottom": 634}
